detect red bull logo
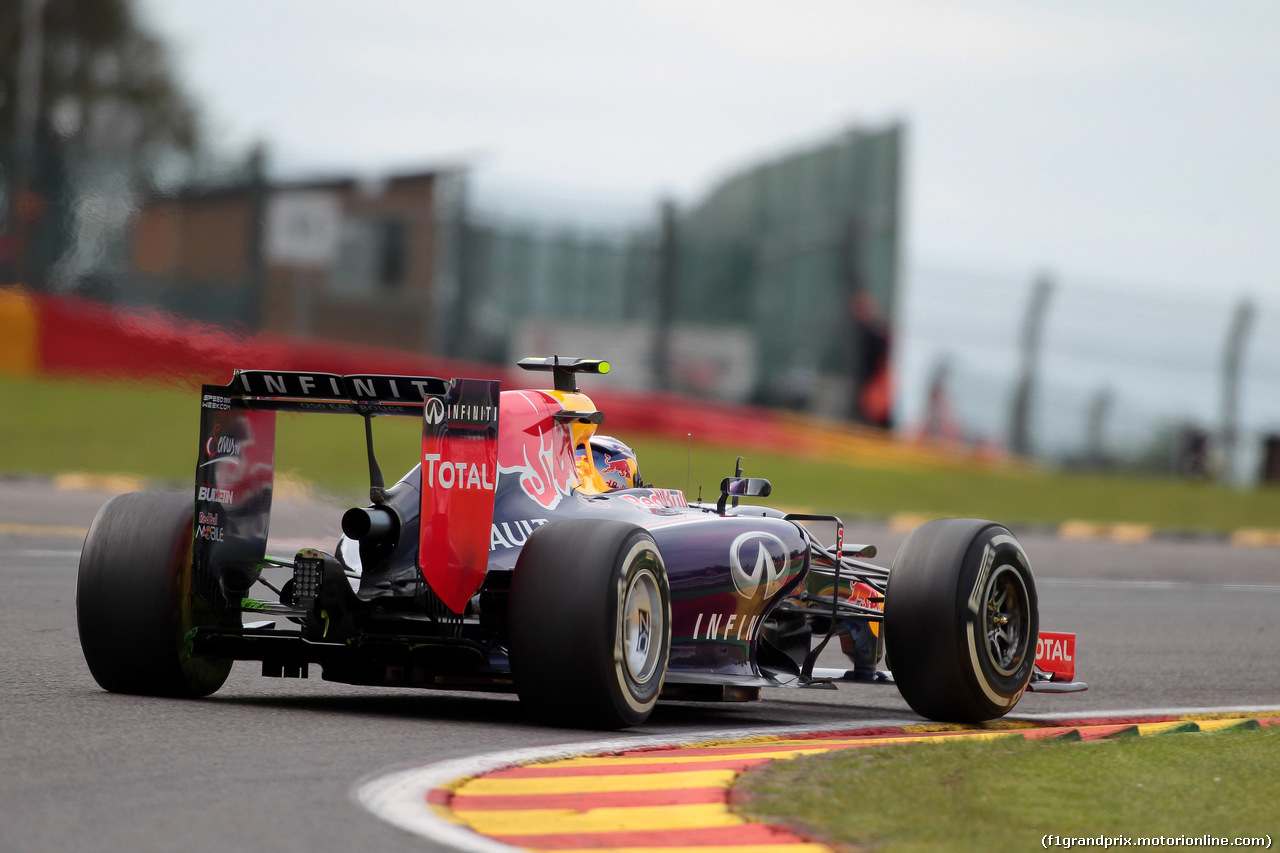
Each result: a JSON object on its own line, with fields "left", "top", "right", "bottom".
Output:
{"left": 602, "top": 455, "right": 632, "bottom": 477}
{"left": 619, "top": 489, "right": 689, "bottom": 512}
{"left": 497, "top": 391, "right": 578, "bottom": 510}
{"left": 811, "top": 579, "right": 882, "bottom": 611}
{"left": 849, "top": 581, "right": 882, "bottom": 611}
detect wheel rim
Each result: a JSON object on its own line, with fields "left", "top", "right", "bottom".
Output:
{"left": 983, "top": 564, "right": 1030, "bottom": 677}
{"left": 622, "top": 567, "right": 663, "bottom": 685}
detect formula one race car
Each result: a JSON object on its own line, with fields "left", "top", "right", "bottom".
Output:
{"left": 77, "top": 357, "right": 1086, "bottom": 728}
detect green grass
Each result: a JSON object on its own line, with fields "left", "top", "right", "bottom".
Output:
{"left": 631, "top": 436, "right": 1280, "bottom": 533}
{"left": 0, "top": 374, "right": 421, "bottom": 502}
{"left": 735, "top": 726, "right": 1279, "bottom": 852}
{"left": 3, "top": 373, "right": 1280, "bottom": 530}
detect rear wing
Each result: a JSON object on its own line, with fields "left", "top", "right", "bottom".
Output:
{"left": 193, "top": 369, "right": 499, "bottom": 616}
{"left": 212, "top": 369, "right": 452, "bottom": 416}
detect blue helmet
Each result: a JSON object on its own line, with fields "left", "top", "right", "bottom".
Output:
{"left": 590, "top": 435, "right": 642, "bottom": 490}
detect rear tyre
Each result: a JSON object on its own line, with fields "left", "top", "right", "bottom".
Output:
{"left": 509, "top": 519, "right": 670, "bottom": 728}
{"left": 77, "top": 492, "right": 232, "bottom": 697}
{"left": 883, "top": 518, "right": 1037, "bottom": 722}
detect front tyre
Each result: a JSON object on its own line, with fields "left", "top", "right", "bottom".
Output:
{"left": 883, "top": 518, "right": 1038, "bottom": 722}
{"left": 509, "top": 520, "right": 671, "bottom": 728}
{"left": 77, "top": 492, "right": 232, "bottom": 697}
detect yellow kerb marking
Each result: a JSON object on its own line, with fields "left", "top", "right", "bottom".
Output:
{"left": 0, "top": 522, "right": 89, "bottom": 537}
{"left": 900, "top": 732, "right": 1017, "bottom": 745}
{"left": 1058, "top": 520, "right": 1152, "bottom": 543}
{"left": 900, "top": 720, "right": 1036, "bottom": 733}
{"left": 1196, "top": 718, "right": 1262, "bottom": 733}
{"left": 441, "top": 716, "right": 1280, "bottom": 852}
{"left": 273, "top": 474, "right": 315, "bottom": 500}
{"left": 54, "top": 472, "right": 145, "bottom": 493}
{"left": 1182, "top": 710, "right": 1280, "bottom": 721}
{"left": 428, "top": 803, "right": 467, "bottom": 826}
{"left": 1230, "top": 528, "right": 1280, "bottom": 548}
{"left": 530, "top": 846, "right": 832, "bottom": 853}
{"left": 537, "top": 748, "right": 834, "bottom": 767}
{"left": 1110, "top": 524, "right": 1153, "bottom": 543}
{"left": 456, "top": 769, "right": 738, "bottom": 796}
{"left": 1058, "top": 520, "right": 1102, "bottom": 540}
{"left": 1134, "top": 721, "right": 1200, "bottom": 736}
{"left": 456, "top": 803, "right": 743, "bottom": 835}
{"left": 889, "top": 512, "right": 936, "bottom": 532}
{"left": 689, "top": 735, "right": 789, "bottom": 747}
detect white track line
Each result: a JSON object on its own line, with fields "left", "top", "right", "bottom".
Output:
{"left": 1040, "top": 578, "right": 1280, "bottom": 592}
{"left": 353, "top": 705, "right": 1280, "bottom": 850}
{"left": 354, "top": 717, "right": 912, "bottom": 851}
{"left": 1011, "top": 704, "right": 1280, "bottom": 721}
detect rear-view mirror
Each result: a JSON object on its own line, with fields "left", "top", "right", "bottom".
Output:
{"left": 720, "top": 477, "right": 771, "bottom": 498}
{"left": 717, "top": 476, "right": 772, "bottom": 514}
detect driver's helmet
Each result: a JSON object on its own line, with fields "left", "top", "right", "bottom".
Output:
{"left": 589, "top": 435, "right": 642, "bottom": 490}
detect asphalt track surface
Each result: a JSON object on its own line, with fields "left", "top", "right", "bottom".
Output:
{"left": 1, "top": 479, "right": 1277, "bottom": 853}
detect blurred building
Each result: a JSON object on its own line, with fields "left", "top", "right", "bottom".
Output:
{"left": 127, "top": 168, "right": 461, "bottom": 352}
{"left": 111, "top": 124, "right": 902, "bottom": 424}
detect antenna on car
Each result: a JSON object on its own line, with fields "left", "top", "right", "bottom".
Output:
{"left": 686, "top": 433, "right": 692, "bottom": 496}
{"left": 732, "top": 456, "right": 744, "bottom": 508}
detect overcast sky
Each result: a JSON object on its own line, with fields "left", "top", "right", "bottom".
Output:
{"left": 137, "top": 0, "right": 1279, "bottom": 300}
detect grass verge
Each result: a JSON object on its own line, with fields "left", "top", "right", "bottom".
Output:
{"left": 734, "top": 726, "right": 1278, "bottom": 851}
{"left": 631, "top": 435, "right": 1280, "bottom": 532}
{"left": 0, "top": 374, "right": 421, "bottom": 502}
{"left": 4, "top": 373, "right": 1280, "bottom": 531}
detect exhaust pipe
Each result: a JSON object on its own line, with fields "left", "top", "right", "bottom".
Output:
{"left": 341, "top": 505, "right": 398, "bottom": 542}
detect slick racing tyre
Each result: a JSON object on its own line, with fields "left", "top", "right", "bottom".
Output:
{"left": 77, "top": 492, "right": 232, "bottom": 697}
{"left": 883, "top": 518, "right": 1038, "bottom": 722}
{"left": 509, "top": 519, "right": 671, "bottom": 729}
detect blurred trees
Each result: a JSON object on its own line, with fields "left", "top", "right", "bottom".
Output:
{"left": 0, "top": 0, "right": 199, "bottom": 288}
